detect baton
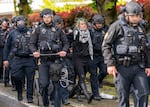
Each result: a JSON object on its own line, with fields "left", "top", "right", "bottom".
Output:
{"left": 29, "top": 53, "right": 58, "bottom": 57}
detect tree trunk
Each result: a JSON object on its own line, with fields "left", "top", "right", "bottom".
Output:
{"left": 96, "top": 0, "right": 117, "bottom": 25}
{"left": 13, "top": 0, "right": 18, "bottom": 15}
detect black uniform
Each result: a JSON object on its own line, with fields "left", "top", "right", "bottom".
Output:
{"left": 0, "top": 17, "right": 10, "bottom": 84}
{"left": 89, "top": 25, "right": 108, "bottom": 99}
{"left": 3, "top": 16, "right": 36, "bottom": 102}
{"left": 102, "top": 3, "right": 150, "bottom": 106}
{"left": 30, "top": 22, "right": 69, "bottom": 107}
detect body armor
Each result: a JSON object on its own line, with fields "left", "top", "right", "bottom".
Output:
{"left": 92, "top": 28, "right": 106, "bottom": 55}
{"left": 114, "top": 21, "right": 147, "bottom": 67}
{"left": 38, "top": 24, "right": 62, "bottom": 53}
{"left": 14, "top": 30, "right": 31, "bottom": 56}
{"left": 0, "top": 29, "right": 8, "bottom": 48}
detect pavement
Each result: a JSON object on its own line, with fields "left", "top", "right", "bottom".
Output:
{"left": 0, "top": 81, "right": 121, "bottom": 107}
{"left": 0, "top": 82, "right": 131, "bottom": 107}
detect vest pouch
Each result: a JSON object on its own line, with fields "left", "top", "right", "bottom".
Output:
{"left": 51, "top": 44, "right": 60, "bottom": 52}
{"left": 116, "top": 44, "right": 128, "bottom": 54}
{"left": 0, "top": 41, "right": 4, "bottom": 47}
{"left": 39, "top": 41, "right": 51, "bottom": 52}
{"left": 49, "top": 63, "right": 63, "bottom": 82}
{"left": 128, "top": 46, "right": 138, "bottom": 53}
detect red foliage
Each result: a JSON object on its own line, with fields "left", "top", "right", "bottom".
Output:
{"left": 57, "top": 6, "right": 96, "bottom": 27}
{"left": 28, "top": 12, "right": 41, "bottom": 25}
{"left": 137, "top": 0, "right": 145, "bottom": 3}
{"left": 140, "top": 0, "right": 150, "bottom": 21}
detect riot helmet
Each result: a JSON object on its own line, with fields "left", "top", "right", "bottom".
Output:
{"left": 11, "top": 16, "right": 16, "bottom": 24}
{"left": 40, "top": 8, "right": 55, "bottom": 18}
{"left": 53, "top": 15, "right": 63, "bottom": 24}
{"left": 15, "top": 15, "right": 27, "bottom": 32}
{"left": 125, "top": 2, "right": 142, "bottom": 16}
{"left": 92, "top": 15, "right": 105, "bottom": 25}
{"left": 15, "top": 15, "right": 27, "bottom": 26}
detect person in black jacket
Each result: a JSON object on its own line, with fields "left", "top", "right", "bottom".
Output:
{"left": 102, "top": 2, "right": 150, "bottom": 107}
{"left": 88, "top": 14, "right": 108, "bottom": 100}
{"left": 0, "top": 17, "right": 10, "bottom": 85}
{"left": 3, "top": 15, "right": 36, "bottom": 103}
{"left": 72, "top": 17, "right": 93, "bottom": 103}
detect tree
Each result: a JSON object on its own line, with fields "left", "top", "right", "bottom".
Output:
{"left": 13, "top": 0, "right": 32, "bottom": 16}
{"left": 91, "top": 0, "right": 118, "bottom": 25}
{"left": 41, "top": 0, "right": 84, "bottom": 12}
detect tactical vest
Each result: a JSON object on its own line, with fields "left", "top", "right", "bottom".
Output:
{"left": 92, "top": 28, "right": 106, "bottom": 55}
{"left": 14, "top": 30, "right": 31, "bottom": 56}
{"left": 114, "top": 21, "right": 147, "bottom": 60}
{"left": 0, "top": 28, "right": 8, "bottom": 48}
{"left": 38, "top": 24, "right": 62, "bottom": 53}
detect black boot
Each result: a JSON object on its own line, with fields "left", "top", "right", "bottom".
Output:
{"left": 80, "top": 83, "right": 93, "bottom": 104}
{"left": 15, "top": 80, "right": 23, "bottom": 101}
{"left": 69, "top": 84, "right": 80, "bottom": 98}
{"left": 17, "top": 86, "right": 23, "bottom": 101}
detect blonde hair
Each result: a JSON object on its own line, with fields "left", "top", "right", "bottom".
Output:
{"left": 75, "top": 17, "right": 88, "bottom": 29}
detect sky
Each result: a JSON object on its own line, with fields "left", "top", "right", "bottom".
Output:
{"left": 0, "top": 0, "right": 93, "bottom": 15}
{"left": 0, "top": 0, "right": 43, "bottom": 15}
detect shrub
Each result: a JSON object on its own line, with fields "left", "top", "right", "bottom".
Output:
{"left": 57, "top": 5, "right": 96, "bottom": 27}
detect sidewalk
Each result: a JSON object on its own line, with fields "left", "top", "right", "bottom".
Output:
{"left": 0, "top": 83, "right": 122, "bottom": 107}
{"left": 0, "top": 82, "right": 121, "bottom": 107}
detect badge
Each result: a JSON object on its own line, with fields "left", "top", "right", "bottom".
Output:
{"left": 41, "top": 28, "right": 46, "bottom": 34}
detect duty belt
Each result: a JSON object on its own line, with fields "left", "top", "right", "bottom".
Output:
{"left": 116, "top": 56, "right": 138, "bottom": 67}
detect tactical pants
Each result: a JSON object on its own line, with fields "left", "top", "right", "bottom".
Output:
{"left": 10, "top": 57, "right": 35, "bottom": 99}
{"left": 50, "top": 85, "right": 69, "bottom": 104}
{"left": 115, "top": 64, "right": 150, "bottom": 107}
{"left": 88, "top": 56, "right": 107, "bottom": 96}
{"left": 39, "top": 60, "right": 61, "bottom": 107}
{"left": 4, "top": 66, "right": 10, "bottom": 84}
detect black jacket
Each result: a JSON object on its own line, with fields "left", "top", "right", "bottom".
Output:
{"left": 29, "top": 23, "right": 69, "bottom": 53}
{"left": 102, "top": 19, "right": 150, "bottom": 68}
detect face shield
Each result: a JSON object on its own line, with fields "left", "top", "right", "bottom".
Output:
{"left": 17, "top": 20, "right": 26, "bottom": 26}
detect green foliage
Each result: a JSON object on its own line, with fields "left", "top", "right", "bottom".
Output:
{"left": 88, "top": 0, "right": 98, "bottom": 12}
{"left": 41, "top": 0, "right": 84, "bottom": 12}
{"left": 17, "top": 0, "right": 33, "bottom": 15}
{"left": 104, "top": 2, "right": 115, "bottom": 10}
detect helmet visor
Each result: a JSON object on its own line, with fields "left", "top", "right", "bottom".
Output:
{"left": 17, "top": 20, "right": 25, "bottom": 26}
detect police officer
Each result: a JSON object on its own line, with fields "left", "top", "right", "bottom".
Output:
{"left": 29, "top": 8, "right": 69, "bottom": 107}
{"left": 52, "top": 15, "right": 70, "bottom": 105}
{"left": 0, "top": 17, "right": 10, "bottom": 85}
{"left": 88, "top": 14, "right": 108, "bottom": 100}
{"left": 102, "top": 2, "right": 150, "bottom": 107}
{"left": 3, "top": 15, "right": 36, "bottom": 103}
